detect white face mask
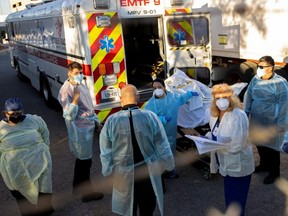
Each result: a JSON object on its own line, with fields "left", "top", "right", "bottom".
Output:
{"left": 256, "top": 68, "right": 266, "bottom": 78}
{"left": 73, "top": 73, "right": 84, "bottom": 84}
{"left": 216, "top": 98, "right": 230, "bottom": 111}
{"left": 154, "top": 88, "right": 164, "bottom": 97}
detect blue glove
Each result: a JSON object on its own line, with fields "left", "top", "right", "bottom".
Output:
{"left": 165, "top": 116, "right": 172, "bottom": 123}
{"left": 189, "top": 91, "right": 199, "bottom": 97}
{"left": 158, "top": 116, "right": 167, "bottom": 125}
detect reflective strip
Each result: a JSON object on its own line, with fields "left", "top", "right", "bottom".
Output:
{"left": 165, "top": 8, "right": 191, "bottom": 15}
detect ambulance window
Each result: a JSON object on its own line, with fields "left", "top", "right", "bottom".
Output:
{"left": 192, "top": 17, "right": 209, "bottom": 45}
{"left": 9, "top": 22, "right": 15, "bottom": 38}
{"left": 167, "top": 17, "right": 209, "bottom": 46}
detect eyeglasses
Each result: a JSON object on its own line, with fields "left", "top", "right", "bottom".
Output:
{"left": 5, "top": 111, "right": 22, "bottom": 116}
{"left": 257, "top": 65, "right": 271, "bottom": 69}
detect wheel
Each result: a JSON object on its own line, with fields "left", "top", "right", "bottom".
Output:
{"left": 202, "top": 167, "right": 212, "bottom": 180}
{"left": 225, "top": 61, "right": 257, "bottom": 84}
{"left": 15, "top": 63, "right": 27, "bottom": 82}
{"left": 40, "top": 75, "right": 54, "bottom": 107}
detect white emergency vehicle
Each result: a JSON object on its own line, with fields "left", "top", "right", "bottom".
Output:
{"left": 191, "top": 0, "right": 288, "bottom": 84}
{"left": 5, "top": 0, "right": 212, "bottom": 122}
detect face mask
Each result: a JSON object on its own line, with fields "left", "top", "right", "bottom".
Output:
{"left": 73, "top": 74, "right": 84, "bottom": 84}
{"left": 8, "top": 114, "right": 22, "bottom": 124}
{"left": 154, "top": 89, "right": 164, "bottom": 97}
{"left": 256, "top": 68, "right": 266, "bottom": 78}
{"left": 216, "top": 98, "right": 230, "bottom": 111}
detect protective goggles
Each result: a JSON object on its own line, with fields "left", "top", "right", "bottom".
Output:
{"left": 5, "top": 111, "right": 22, "bottom": 116}
{"left": 257, "top": 65, "right": 271, "bottom": 69}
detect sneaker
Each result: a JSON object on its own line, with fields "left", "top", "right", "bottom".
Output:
{"left": 163, "top": 170, "right": 179, "bottom": 179}
{"left": 81, "top": 192, "right": 104, "bottom": 202}
{"left": 39, "top": 208, "right": 55, "bottom": 216}
{"left": 263, "top": 174, "right": 279, "bottom": 184}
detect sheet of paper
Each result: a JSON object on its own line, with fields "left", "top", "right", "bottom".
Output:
{"left": 185, "top": 135, "right": 229, "bottom": 154}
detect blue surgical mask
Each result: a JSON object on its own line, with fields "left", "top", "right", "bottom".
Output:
{"left": 73, "top": 74, "right": 84, "bottom": 84}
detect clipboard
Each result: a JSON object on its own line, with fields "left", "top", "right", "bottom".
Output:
{"left": 185, "top": 135, "right": 229, "bottom": 154}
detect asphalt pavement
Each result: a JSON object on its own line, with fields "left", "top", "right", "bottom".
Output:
{"left": 0, "top": 49, "right": 288, "bottom": 216}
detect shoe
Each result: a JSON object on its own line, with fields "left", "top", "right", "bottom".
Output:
{"left": 263, "top": 174, "right": 279, "bottom": 184}
{"left": 39, "top": 208, "right": 55, "bottom": 216}
{"left": 163, "top": 170, "right": 179, "bottom": 179}
{"left": 81, "top": 192, "right": 104, "bottom": 202}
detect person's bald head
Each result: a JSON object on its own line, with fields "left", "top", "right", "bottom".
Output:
{"left": 120, "top": 84, "right": 139, "bottom": 106}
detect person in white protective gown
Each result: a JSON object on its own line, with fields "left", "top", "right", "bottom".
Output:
{"left": 100, "top": 85, "right": 175, "bottom": 216}
{"left": 58, "top": 61, "right": 103, "bottom": 202}
{"left": 144, "top": 78, "right": 199, "bottom": 178}
{"left": 0, "top": 98, "right": 54, "bottom": 216}
{"left": 244, "top": 55, "right": 288, "bottom": 184}
{"left": 207, "top": 84, "right": 254, "bottom": 216}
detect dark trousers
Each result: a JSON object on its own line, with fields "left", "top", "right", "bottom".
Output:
{"left": 223, "top": 175, "right": 252, "bottom": 216}
{"left": 72, "top": 158, "right": 93, "bottom": 195}
{"left": 10, "top": 191, "right": 54, "bottom": 216}
{"left": 133, "top": 166, "right": 156, "bottom": 216}
{"left": 257, "top": 146, "right": 280, "bottom": 176}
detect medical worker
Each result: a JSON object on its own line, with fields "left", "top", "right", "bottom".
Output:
{"left": 0, "top": 98, "right": 54, "bottom": 216}
{"left": 244, "top": 55, "right": 288, "bottom": 184}
{"left": 58, "top": 62, "right": 104, "bottom": 202}
{"left": 208, "top": 84, "right": 254, "bottom": 216}
{"left": 100, "top": 84, "right": 175, "bottom": 216}
{"left": 144, "top": 78, "right": 198, "bottom": 178}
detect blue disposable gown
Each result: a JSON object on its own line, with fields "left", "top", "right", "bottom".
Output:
{"left": 0, "top": 114, "right": 52, "bottom": 204}
{"left": 208, "top": 108, "right": 255, "bottom": 177}
{"left": 144, "top": 91, "right": 192, "bottom": 154}
{"left": 244, "top": 74, "right": 288, "bottom": 150}
{"left": 100, "top": 108, "right": 175, "bottom": 216}
{"left": 58, "top": 80, "right": 100, "bottom": 159}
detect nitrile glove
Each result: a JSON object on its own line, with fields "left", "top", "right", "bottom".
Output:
{"left": 158, "top": 116, "right": 167, "bottom": 125}
{"left": 189, "top": 91, "right": 199, "bottom": 97}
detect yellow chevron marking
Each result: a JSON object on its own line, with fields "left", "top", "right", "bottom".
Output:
{"left": 91, "top": 23, "right": 122, "bottom": 72}
{"left": 97, "top": 109, "right": 111, "bottom": 123}
{"left": 94, "top": 74, "right": 104, "bottom": 95}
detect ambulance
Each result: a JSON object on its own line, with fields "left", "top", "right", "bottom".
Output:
{"left": 5, "top": 0, "right": 213, "bottom": 122}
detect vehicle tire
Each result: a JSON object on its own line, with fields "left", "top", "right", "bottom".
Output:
{"left": 275, "top": 67, "right": 288, "bottom": 81}
{"left": 40, "top": 75, "right": 54, "bottom": 107}
{"left": 224, "top": 61, "right": 257, "bottom": 84}
{"left": 15, "top": 62, "right": 28, "bottom": 82}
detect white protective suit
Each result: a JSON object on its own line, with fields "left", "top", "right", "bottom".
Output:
{"left": 58, "top": 80, "right": 100, "bottom": 160}
{"left": 165, "top": 68, "right": 211, "bottom": 129}
{"left": 0, "top": 114, "right": 52, "bottom": 204}
{"left": 244, "top": 73, "right": 288, "bottom": 150}
{"left": 100, "top": 107, "right": 175, "bottom": 216}
{"left": 208, "top": 108, "right": 255, "bottom": 177}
